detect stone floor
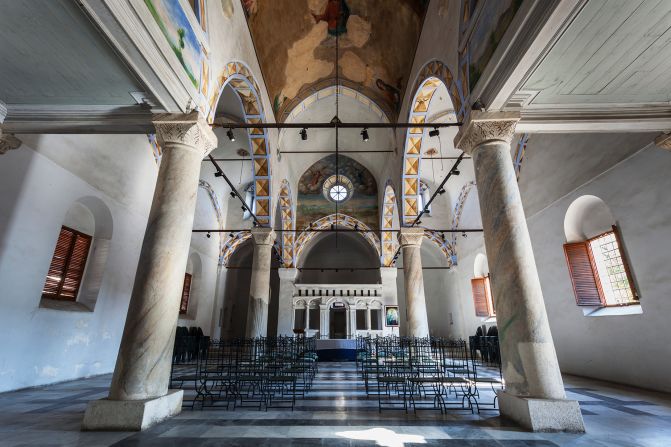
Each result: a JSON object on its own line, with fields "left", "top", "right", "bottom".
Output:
{"left": 1, "top": 363, "right": 671, "bottom": 446}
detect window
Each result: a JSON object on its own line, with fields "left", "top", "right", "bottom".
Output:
{"left": 308, "top": 307, "right": 320, "bottom": 330}
{"left": 370, "top": 309, "right": 382, "bottom": 330}
{"left": 42, "top": 226, "right": 92, "bottom": 301}
{"left": 471, "top": 275, "right": 495, "bottom": 318}
{"left": 322, "top": 175, "right": 353, "bottom": 203}
{"left": 180, "top": 273, "right": 192, "bottom": 314}
{"left": 356, "top": 309, "right": 367, "bottom": 330}
{"left": 243, "top": 183, "right": 256, "bottom": 220}
{"left": 418, "top": 181, "right": 431, "bottom": 215}
{"left": 564, "top": 226, "right": 638, "bottom": 307}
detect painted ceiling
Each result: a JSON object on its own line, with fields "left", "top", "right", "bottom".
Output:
{"left": 243, "top": 0, "right": 429, "bottom": 121}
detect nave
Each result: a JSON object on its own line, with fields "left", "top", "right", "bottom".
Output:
{"left": 2, "top": 362, "right": 670, "bottom": 447}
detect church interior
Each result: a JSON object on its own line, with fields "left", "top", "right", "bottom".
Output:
{"left": 1, "top": 0, "right": 671, "bottom": 445}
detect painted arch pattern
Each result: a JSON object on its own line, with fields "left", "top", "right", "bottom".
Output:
{"left": 278, "top": 179, "right": 295, "bottom": 267}
{"left": 208, "top": 61, "right": 272, "bottom": 225}
{"left": 198, "top": 180, "right": 226, "bottom": 265}
{"left": 221, "top": 231, "right": 252, "bottom": 267}
{"left": 424, "top": 230, "right": 456, "bottom": 267}
{"left": 294, "top": 213, "right": 381, "bottom": 264}
{"left": 381, "top": 182, "right": 399, "bottom": 267}
{"left": 402, "top": 60, "right": 466, "bottom": 225}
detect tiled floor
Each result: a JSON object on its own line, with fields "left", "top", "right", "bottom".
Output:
{"left": 1, "top": 363, "right": 671, "bottom": 446}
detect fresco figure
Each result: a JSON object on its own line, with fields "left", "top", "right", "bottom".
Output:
{"left": 313, "top": 0, "right": 350, "bottom": 36}
{"left": 376, "top": 78, "right": 402, "bottom": 111}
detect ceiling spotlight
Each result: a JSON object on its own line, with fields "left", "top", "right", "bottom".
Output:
{"left": 253, "top": 221, "right": 259, "bottom": 227}
{"left": 438, "top": 188, "right": 446, "bottom": 195}
{"left": 300, "top": 128, "right": 308, "bottom": 141}
{"left": 229, "top": 232, "right": 235, "bottom": 238}
{"left": 206, "top": 232, "right": 211, "bottom": 238}
{"left": 441, "top": 232, "right": 446, "bottom": 240}
{"left": 229, "top": 191, "right": 236, "bottom": 198}
{"left": 354, "top": 223, "right": 359, "bottom": 231}
{"left": 451, "top": 169, "right": 461, "bottom": 176}
{"left": 429, "top": 128, "right": 440, "bottom": 138}
{"left": 416, "top": 220, "right": 423, "bottom": 225}
{"left": 462, "top": 231, "right": 468, "bottom": 238}
{"left": 214, "top": 171, "right": 223, "bottom": 177}
{"left": 227, "top": 128, "right": 235, "bottom": 142}
{"left": 361, "top": 128, "right": 369, "bottom": 142}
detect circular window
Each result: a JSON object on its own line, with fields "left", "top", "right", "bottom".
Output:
{"left": 322, "top": 175, "right": 353, "bottom": 203}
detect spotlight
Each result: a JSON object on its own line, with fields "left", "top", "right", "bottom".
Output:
{"left": 227, "top": 128, "right": 235, "bottom": 142}
{"left": 241, "top": 206, "right": 246, "bottom": 211}
{"left": 451, "top": 169, "right": 460, "bottom": 176}
{"left": 441, "top": 232, "right": 446, "bottom": 240}
{"left": 361, "top": 128, "right": 369, "bottom": 142}
{"left": 253, "top": 221, "right": 259, "bottom": 227}
{"left": 299, "top": 128, "right": 308, "bottom": 141}
{"left": 331, "top": 223, "right": 335, "bottom": 230}
{"left": 229, "top": 232, "right": 235, "bottom": 238}
{"left": 229, "top": 191, "right": 236, "bottom": 198}
{"left": 206, "top": 232, "right": 211, "bottom": 238}
{"left": 429, "top": 128, "right": 440, "bottom": 138}
{"left": 462, "top": 231, "right": 468, "bottom": 238}
{"left": 214, "top": 171, "right": 223, "bottom": 177}
{"left": 438, "top": 188, "right": 446, "bottom": 195}
{"left": 354, "top": 223, "right": 359, "bottom": 231}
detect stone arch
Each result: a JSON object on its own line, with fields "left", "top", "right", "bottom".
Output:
{"left": 209, "top": 61, "right": 272, "bottom": 225}
{"left": 402, "top": 60, "right": 465, "bottom": 225}
{"left": 294, "top": 213, "right": 381, "bottom": 265}
{"left": 449, "top": 180, "right": 476, "bottom": 262}
{"left": 198, "top": 180, "right": 225, "bottom": 265}
{"left": 381, "top": 181, "right": 400, "bottom": 266}
{"left": 278, "top": 179, "right": 295, "bottom": 267}
{"left": 423, "top": 229, "right": 456, "bottom": 267}
{"left": 282, "top": 85, "right": 390, "bottom": 123}
{"left": 474, "top": 253, "right": 489, "bottom": 278}
{"left": 221, "top": 231, "right": 252, "bottom": 267}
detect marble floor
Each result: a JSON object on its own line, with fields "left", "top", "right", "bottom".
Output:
{"left": 1, "top": 363, "right": 671, "bottom": 447}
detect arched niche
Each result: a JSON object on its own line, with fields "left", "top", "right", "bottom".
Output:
{"left": 179, "top": 252, "right": 203, "bottom": 322}
{"left": 564, "top": 195, "right": 616, "bottom": 243}
{"left": 474, "top": 253, "right": 489, "bottom": 277}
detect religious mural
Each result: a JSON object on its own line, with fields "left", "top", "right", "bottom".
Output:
{"left": 243, "top": 0, "right": 429, "bottom": 120}
{"left": 296, "top": 155, "right": 378, "bottom": 230}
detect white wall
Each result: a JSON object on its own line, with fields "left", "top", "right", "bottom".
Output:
{"left": 0, "top": 134, "right": 157, "bottom": 393}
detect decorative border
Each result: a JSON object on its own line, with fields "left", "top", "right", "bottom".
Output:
{"left": 221, "top": 231, "right": 252, "bottom": 267}
{"left": 208, "top": 61, "right": 272, "bottom": 224}
{"left": 381, "top": 181, "right": 399, "bottom": 266}
{"left": 423, "top": 229, "right": 456, "bottom": 267}
{"left": 278, "top": 179, "right": 295, "bottom": 267}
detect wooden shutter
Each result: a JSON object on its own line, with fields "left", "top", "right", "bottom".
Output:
{"left": 472, "top": 276, "right": 494, "bottom": 317}
{"left": 42, "top": 226, "right": 91, "bottom": 301}
{"left": 180, "top": 273, "right": 192, "bottom": 314}
{"left": 563, "top": 241, "right": 605, "bottom": 306}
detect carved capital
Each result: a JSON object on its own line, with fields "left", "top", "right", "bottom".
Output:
{"left": 0, "top": 129, "right": 22, "bottom": 155}
{"left": 454, "top": 111, "right": 520, "bottom": 154}
{"left": 399, "top": 227, "right": 424, "bottom": 247}
{"left": 153, "top": 112, "right": 217, "bottom": 155}
{"left": 251, "top": 227, "right": 276, "bottom": 246}
{"left": 654, "top": 132, "right": 671, "bottom": 151}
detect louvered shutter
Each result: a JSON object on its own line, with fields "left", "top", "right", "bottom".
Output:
{"left": 563, "top": 241, "right": 605, "bottom": 306}
{"left": 180, "top": 273, "right": 192, "bottom": 314}
{"left": 42, "top": 227, "right": 75, "bottom": 298}
{"left": 472, "top": 277, "right": 493, "bottom": 317}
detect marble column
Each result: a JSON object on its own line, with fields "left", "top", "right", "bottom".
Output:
{"left": 83, "top": 112, "right": 217, "bottom": 431}
{"left": 455, "top": 111, "right": 584, "bottom": 432}
{"left": 348, "top": 306, "right": 357, "bottom": 337}
{"left": 399, "top": 227, "right": 429, "bottom": 337}
{"left": 246, "top": 227, "right": 275, "bottom": 338}
{"left": 366, "top": 305, "right": 372, "bottom": 330}
{"left": 320, "top": 304, "right": 329, "bottom": 338}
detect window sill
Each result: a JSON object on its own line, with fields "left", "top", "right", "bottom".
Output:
{"left": 581, "top": 304, "right": 642, "bottom": 317}
{"left": 39, "top": 298, "right": 93, "bottom": 313}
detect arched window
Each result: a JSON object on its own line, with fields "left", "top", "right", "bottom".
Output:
{"left": 243, "top": 182, "right": 256, "bottom": 220}
{"left": 471, "top": 253, "right": 495, "bottom": 318}
{"left": 418, "top": 181, "right": 431, "bottom": 216}
{"left": 563, "top": 195, "right": 639, "bottom": 309}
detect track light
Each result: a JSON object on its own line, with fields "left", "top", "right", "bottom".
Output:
{"left": 300, "top": 128, "right": 308, "bottom": 141}
{"left": 229, "top": 232, "right": 234, "bottom": 238}
{"left": 429, "top": 128, "right": 440, "bottom": 138}
{"left": 227, "top": 128, "right": 235, "bottom": 142}
{"left": 462, "top": 231, "right": 467, "bottom": 238}
{"left": 441, "top": 232, "right": 446, "bottom": 240}
{"left": 214, "top": 171, "right": 223, "bottom": 177}
{"left": 229, "top": 191, "right": 236, "bottom": 198}
{"left": 416, "top": 220, "right": 422, "bottom": 225}
{"left": 206, "top": 232, "right": 211, "bottom": 238}
{"left": 354, "top": 223, "right": 359, "bottom": 231}
{"left": 253, "top": 221, "right": 259, "bottom": 227}
{"left": 438, "top": 188, "right": 446, "bottom": 195}
{"left": 361, "top": 128, "right": 369, "bottom": 142}
{"left": 451, "top": 169, "right": 460, "bottom": 176}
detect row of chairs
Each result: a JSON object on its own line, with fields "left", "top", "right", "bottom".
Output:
{"left": 357, "top": 336, "right": 503, "bottom": 414}
{"left": 171, "top": 336, "right": 318, "bottom": 411}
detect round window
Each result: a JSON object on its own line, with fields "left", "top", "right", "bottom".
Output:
{"left": 329, "top": 184, "right": 348, "bottom": 202}
{"left": 322, "top": 175, "right": 353, "bottom": 203}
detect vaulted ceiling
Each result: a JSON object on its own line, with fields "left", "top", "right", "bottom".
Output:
{"left": 242, "top": 0, "right": 429, "bottom": 122}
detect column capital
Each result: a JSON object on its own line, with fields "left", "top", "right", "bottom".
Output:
{"left": 278, "top": 267, "right": 298, "bottom": 281}
{"left": 454, "top": 111, "right": 520, "bottom": 154}
{"left": 0, "top": 129, "right": 22, "bottom": 155}
{"left": 399, "top": 227, "right": 424, "bottom": 247}
{"left": 153, "top": 111, "right": 217, "bottom": 155}
{"left": 250, "top": 227, "right": 276, "bottom": 246}
{"left": 379, "top": 266, "right": 398, "bottom": 280}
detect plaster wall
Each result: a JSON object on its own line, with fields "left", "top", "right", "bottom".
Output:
{"left": 0, "top": 134, "right": 157, "bottom": 393}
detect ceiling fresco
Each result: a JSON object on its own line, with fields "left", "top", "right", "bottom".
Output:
{"left": 242, "top": 0, "right": 429, "bottom": 121}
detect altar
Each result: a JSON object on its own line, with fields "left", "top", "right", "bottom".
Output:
{"left": 315, "top": 338, "right": 357, "bottom": 362}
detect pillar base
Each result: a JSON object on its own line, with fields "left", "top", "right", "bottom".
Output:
{"left": 498, "top": 391, "right": 585, "bottom": 433}
{"left": 82, "top": 389, "right": 183, "bottom": 431}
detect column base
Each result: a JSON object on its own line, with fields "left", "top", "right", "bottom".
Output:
{"left": 498, "top": 391, "right": 585, "bottom": 433}
{"left": 81, "top": 389, "right": 183, "bottom": 431}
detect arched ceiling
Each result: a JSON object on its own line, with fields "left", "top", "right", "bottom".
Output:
{"left": 242, "top": 0, "right": 429, "bottom": 121}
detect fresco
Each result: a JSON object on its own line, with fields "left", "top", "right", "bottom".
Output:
{"left": 297, "top": 155, "right": 378, "bottom": 230}
{"left": 243, "top": 0, "right": 429, "bottom": 120}
{"left": 462, "top": 0, "right": 522, "bottom": 90}
{"left": 145, "top": 0, "right": 203, "bottom": 88}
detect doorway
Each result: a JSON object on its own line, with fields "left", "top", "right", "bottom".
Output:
{"left": 329, "top": 303, "right": 347, "bottom": 339}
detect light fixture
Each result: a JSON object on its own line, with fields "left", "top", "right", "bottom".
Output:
{"left": 361, "top": 128, "right": 369, "bottom": 142}
{"left": 206, "top": 232, "right": 211, "bottom": 238}
{"left": 416, "top": 220, "right": 422, "bottom": 225}
{"left": 438, "top": 188, "right": 446, "bottom": 195}
{"left": 462, "top": 231, "right": 468, "bottom": 238}
{"left": 441, "top": 232, "right": 446, "bottom": 240}
{"left": 300, "top": 128, "right": 308, "bottom": 141}
{"left": 429, "top": 128, "right": 440, "bottom": 138}
{"left": 227, "top": 128, "right": 235, "bottom": 142}
{"left": 229, "top": 232, "right": 235, "bottom": 238}
{"left": 229, "top": 191, "right": 236, "bottom": 198}
{"left": 215, "top": 171, "right": 223, "bottom": 177}
{"left": 451, "top": 169, "right": 460, "bottom": 176}
{"left": 354, "top": 223, "right": 359, "bottom": 231}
